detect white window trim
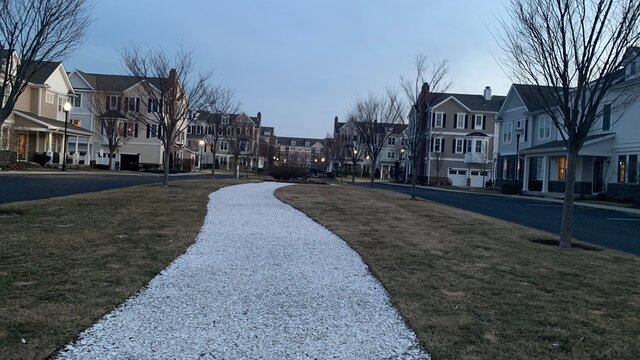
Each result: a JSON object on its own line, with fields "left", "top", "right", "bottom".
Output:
{"left": 474, "top": 114, "right": 483, "bottom": 130}
{"left": 45, "top": 91, "right": 55, "bottom": 104}
{"left": 109, "top": 95, "right": 119, "bottom": 110}
{"left": 57, "top": 96, "right": 65, "bottom": 112}
{"left": 434, "top": 112, "right": 444, "bottom": 128}
{"left": 456, "top": 113, "right": 465, "bottom": 129}
{"left": 434, "top": 137, "right": 444, "bottom": 153}
{"left": 538, "top": 117, "right": 551, "bottom": 140}
{"left": 503, "top": 122, "right": 513, "bottom": 144}
{"left": 455, "top": 138, "right": 464, "bottom": 154}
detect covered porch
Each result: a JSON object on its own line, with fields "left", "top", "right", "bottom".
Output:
{"left": 520, "top": 134, "right": 614, "bottom": 195}
{"left": 12, "top": 111, "right": 93, "bottom": 166}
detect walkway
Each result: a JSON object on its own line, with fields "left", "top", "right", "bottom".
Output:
{"left": 59, "top": 182, "right": 428, "bottom": 359}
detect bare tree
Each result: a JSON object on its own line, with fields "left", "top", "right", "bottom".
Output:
{"left": 203, "top": 85, "right": 240, "bottom": 178}
{"left": 400, "top": 54, "right": 452, "bottom": 199}
{"left": 432, "top": 139, "right": 447, "bottom": 185}
{"left": 1, "top": 0, "right": 91, "bottom": 126}
{"left": 497, "top": 0, "right": 640, "bottom": 248}
{"left": 478, "top": 140, "right": 495, "bottom": 187}
{"left": 325, "top": 132, "right": 346, "bottom": 182}
{"left": 122, "top": 47, "right": 210, "bottom": 186}
{"left": 341, "top": 120, "right": 366, "bottom": 184}
{"left": 352, "top": 89, "right": 405, "bottom": 183}
{"left": 90, "top": 91, "right": 128, "bottom": 169}
{"left": 224, "top": 122, "right": 253, "bottom": 178}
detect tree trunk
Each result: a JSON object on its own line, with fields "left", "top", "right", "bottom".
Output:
{"left": 162, "top": 148, "right": 170, "bottom": 186}
{"left": 410, "top": 159, "right": 418, "bottom": 200}
{"left": 559, "top": 151, "right": 578, "bottom": 248}
{"left": 340, "top": 162, "right": 343, "bottom": 183}
{"left": 351, "top": 161, "right": 356, "bottom": 184}
{"left": 210, "top": 149, "right": 216, "bottom": 179}
{"left": 108, "top": 153, "right": 113, "bottom": 170}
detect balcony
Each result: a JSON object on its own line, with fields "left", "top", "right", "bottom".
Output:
{"left": 464, "top": 152, "right": 485, "bottom": 164}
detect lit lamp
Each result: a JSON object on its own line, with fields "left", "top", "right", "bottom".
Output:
{"left": 62, "top": 101, "right": 72, "bottom": 171}
{"left": 515, "top": 128, "right": 523, "bottom": 194}
{"left": 199, "top": 139, "right": 205, "bottom": 170}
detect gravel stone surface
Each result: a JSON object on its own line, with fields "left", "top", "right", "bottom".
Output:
{"left": 59, "top": 182, "right": 429, "bottom": 359}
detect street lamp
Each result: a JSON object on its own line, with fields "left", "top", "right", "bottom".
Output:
{"left": 515, "top": 128, "right": 522, "bottom": 194}
{"left": 199, "top": 139, "right": 205, "bottom": 170}
{"left": 62, "top": 101, "right": 72, "bottom": 171}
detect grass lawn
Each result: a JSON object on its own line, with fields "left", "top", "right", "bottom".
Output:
{"left": 0, "top": 178, "right": 245, "bottom": 359}
{"left": 276, "top": 184, "right": 640, "bottom": 360}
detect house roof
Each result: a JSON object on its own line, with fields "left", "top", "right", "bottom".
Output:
{"left": 465, "top": 131, "right": 489, "bottom": 137}
{"left": 74, "top": 70, "right": 164, "bottom": 92}
{"left": 22, "top": 61, "right": 62, "bottom": 85}
{"left": 98, "top": 110, "right": 127, "bottom": 119}
{"left": 430, "top": 92, "right": 505, "bottom": 112}
{"left": 521, "top": 133, "right": 614, "bottom": 153}
{"left": 512, "top": 84, "right": 561, "bottom": 112}
{"left": 13, "top": 110, "right": 93, "bottom": 136}
{"left": 276, "top": 136, "right": 324, "bottom": 147}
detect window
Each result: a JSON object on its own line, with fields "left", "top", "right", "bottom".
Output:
{"left": 455, "top": 139, "right": 463, "bottom": 153}
{"left": 126, "top": 97, "right": 138, "bottom": 112}
{"left": 71, "top": 119, "right": 81, "bottom": 126}
{"left": 388, "top": 137, "right": 396, "bottom": 146}
{"left": 196, "top": 126, "right": 202, "bottom": 135}
{"left": 475, "top": 139, "right": 483, "bottom": 153}
{"left": 433, "top": 137, "right": 443, "bottom": 152}
{"left": 434, "top": 112, "right": 444, "bottom": 128}
{"left": 387, "top": 151, "right": 396, "bottom": 159}
{"left": 305, "top": 141, "right": 310, "bottom": 147}
{"left": 109, "top": 95, "right": 119, "bottom": 110}
{"left": 618, "top": 155, "right": 626, "bottom": 183}
{"left": 474, "top": 115, "right": 483, "bottom": 130}
{"left": 187, "top": 125, "right": 192, "bottom": 134}
{"left": 456, "top": 113, "right": 465, "bottom": 129}
{"left": 535, "top": 157, "right": 543, "bottom": 180}
{"left": 148, "top": 98, "right": 159, "bottom": 112}
{"left": 449, "top": 169, "right": 457, "bottom": 175}
{"left": 207, "top": 126, "right": 212, "bottom": 135}
{"left": 291, "top": 140, "right": 296, "bottom": 146}
{"left": 72, "top": 93, "right": 82, "bottom": 107}
{"left": 466, "top": 139, "right": 472, "bottom": 153}
{"left": 222, "top": 116, "right": 229, "bottom": 124}
{"left": 57, "top": 97, "right": 65, "bottom": 112}
{"left": 603, "top": 104, "right": 611, "bottom": 131}
{"left": 502, "top": 122, "right": 513, "bottom": 143}
{"left": 558, "top": 156, "right": 567, "bottom": 181}
{"left": 45, "top": 91, "right": 54, "bottom": 104}
{"left": 220, "top": 141, "right": 228, "bottom": 151}
{"left": 538, "top": 117, "right": 552, "bottom": 140}
{"left": 471, "top": 171, "right": 479, "bottom": 176}
{"left": 264, "top": 131, "right": 271, "bottom": 136}
{"left": 629, "top": 155, "right": 638, "bottom": 183}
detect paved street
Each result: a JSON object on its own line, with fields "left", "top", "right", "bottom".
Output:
{"left": 362, "top": 182, "right": 640, "bottom": 256}
{"left": 0, "top": 172, "right": 232, "bottom": 205}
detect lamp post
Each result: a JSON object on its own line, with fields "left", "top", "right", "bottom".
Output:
{"left": 198, "top": 139, "right": 205, "bottom": 170}
{"left": 515, "top": 128, "right": 522, "bottom": 194}
{"left": 62, "top": 101, "right": 72, "bottom": 171}
{"left": 400, "top": 148, "right": 407, "bottom": 182}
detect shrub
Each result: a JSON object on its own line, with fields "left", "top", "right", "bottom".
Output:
{"left": 485, "top": 180, "right": 493, "bottom": 188}
{"left": 268, "top": 165, "right": 308, "bottom": 181}
{"left": 501, "top": 183, "right": 518, "bottom": 195}
{"left": 94, "top": 164, "right": 110, "bottom": 170}
{"left": 33, "top": 153, "right": 51, "bottom": 167}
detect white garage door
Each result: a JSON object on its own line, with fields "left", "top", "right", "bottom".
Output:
{"left": 448, "top": 168, "right": 467, "bottom": 187}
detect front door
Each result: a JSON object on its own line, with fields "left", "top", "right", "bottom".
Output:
{"left": 17, "top": 134, "right": 26, "bottom": 160}
{"left": 593, "top": 160, "right": 604, "bottom": 193}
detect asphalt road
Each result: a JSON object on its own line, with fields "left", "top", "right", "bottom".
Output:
{"left": 361, "top": 182, "right": 640, "bottom": 256}
{"left": 0, "top": 172, "right": 233, "bottom": 205}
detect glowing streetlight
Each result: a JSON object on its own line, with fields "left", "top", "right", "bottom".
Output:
{"left": 62, "top": 101, "right": 72, "bottom": 171}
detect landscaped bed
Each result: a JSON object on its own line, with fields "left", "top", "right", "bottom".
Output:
{"left": 0, "top": 179, "right": 245, "bottom": 359}
{"left": 275, "top": 184, "right": 640, "bottom": 360}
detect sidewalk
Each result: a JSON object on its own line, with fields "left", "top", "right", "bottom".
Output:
{"left": 376, "top": 181, "right": 640, "bottom": 216}
{"left": 59, "top": 182, "right": 429, "bottom": 359}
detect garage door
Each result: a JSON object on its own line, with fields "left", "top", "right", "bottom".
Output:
{"left": 448, "top": 168, "right": 467, "bottom": 187}
{"left": 120, "top": 154, "right": 140, "bottom": 171}
{"left": 469, "top": 170, "right": 491, "bottom": 187}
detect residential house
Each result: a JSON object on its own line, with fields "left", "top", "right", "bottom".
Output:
{"left": 186, "top": 111, "right": 262, "bottom": 170}
{"left": 1, "top": 51, "right": 92, "bottom": 166}
{"left": 496, "top": 51, "right": 640, "bottom": 195}
{"left": 259, "top": 126, "right": 277, "bottom": 171}
{"left": 68, "top": 70, "right": 190, "bottom": 171}
{"left": 414, "top": 86, "right": 505, "bottom": 187}
{"left": 275, "top": 136, "right": 325, "bottom": 172}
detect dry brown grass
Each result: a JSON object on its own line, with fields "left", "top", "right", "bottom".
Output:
{"left": 0, "top": 179, "right": 245, "bottom": 359}
{"left": 276, "top": 184, "right": 640, "bottom": 360}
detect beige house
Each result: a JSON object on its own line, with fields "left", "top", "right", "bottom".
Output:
{"left": 1, "top": 52, "right": 92, "bottom": 166}
{"left": 275, "top": 136, "right": 325, "bottom": 171}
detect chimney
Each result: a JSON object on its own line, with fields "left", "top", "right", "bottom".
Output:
{"left": 418, "top": 82, "right": 430, "bottom": 110}
{"left": 257, "top": 111, "right": 262, "bottom": 126}
{"left": 484, "top": 86, "right": 492, "bottom": 101}
{"left": 334, "top": 116, "right": 339, "bottom": 133}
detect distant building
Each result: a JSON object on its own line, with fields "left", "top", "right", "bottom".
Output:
{"left": 275, "top": 136, "right": 325, "bottom": 171}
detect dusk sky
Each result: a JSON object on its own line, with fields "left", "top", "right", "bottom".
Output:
{"left": 66, "top": 0, "right": 512, "bottom": 138}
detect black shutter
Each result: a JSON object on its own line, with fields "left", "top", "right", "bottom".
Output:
{"left": 159, "top": 100, "right": 163, "bottom": 113}
{"left": 117, "top": 97, "right": 121, "bottom": 111}
{"left": 146, "top": 124, "right": 150, "bottom": 138}
{"left": 524, "top": 119, "right": 528, "bottom": 142}
{"left": 136, "top": 98, "right": 140, "bottom": 112}
{"left": 134, "top": 123, "right": 138, "bottom": 137}
{"left": 431, "top": 113, "right": 435, "bottom": 128}
{"left": 430, "top": 138, "right": 434, "bottom": 152}
{"left": 452, "top": 139, "right": 456, "bottom": 153}
{"left": 106, "top": 96, "right": 110, "bottom": 111}
{"left": 148, "top": 99, "right": 152, "bottom": 112}
{"left": 482, "top": 115, "right": 487, "bottom": 130}
{"left": 124, "top": 97, "right": 129, "bottom": 111}
{"left": 443, "top": 113, "right": 447, "bottom": 128}
{"left": 453, "top": 114, "right": 457, "bottom": 128}
{"left": 441, "top": 138, "right": 445, "bottom": 153}
{"left": 463, "top": 139, "right": 467, "bottom": 153}
{"left": 464, "top": 114, "right": 468, "bottom": 129}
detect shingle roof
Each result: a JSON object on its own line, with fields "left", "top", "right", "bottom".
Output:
{"left": 22, "top": 61, "right": 61, "bottom": 85}
{"left": 75, "top": 70, "right": 164, "bottom": 92}
{"left": 522, "top": 133, "right": 614, "bottom": 153}
{"left": 276, "top": 136, "right": 324, "bottom": 147}
{"left": 512, "top": 84, "right": 560, "bottom": 112}
{"left": 429, "top": 92, "right": 505, "bottom": 112}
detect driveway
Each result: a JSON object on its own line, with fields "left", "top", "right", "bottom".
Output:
{"left": 58, "top": 183, "right": 428, "bottom": 359}
{"left": 0, "top": 172, "right": 233, "bottom": 204}
{"left": 362, "top": 182, "right": 640, "bottom": 256}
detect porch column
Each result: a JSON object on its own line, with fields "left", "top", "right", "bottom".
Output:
{"left": 522, "top": 156, "right": 530, "bottom": 192}
{"left": 25, "top": 133, "right": 30, "bottom": 161}
{"left": 35, "top": 131, "right": 40, "bottom": 153}
{"left": 74, "top": 136, "right": 79, "bottom": 165}
{"left": 542, "top": 155, "right": 549, "bottom": 193}
{"left": 47, "top": 132, "right": 53, "bottom": 156}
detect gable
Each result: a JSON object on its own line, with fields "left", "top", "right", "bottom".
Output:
{"left": 45, "top": 64, "right": 74, "bottom": 94}
{"left": 68, "top": 70, "right": 94, "bottom": 90}
{"left": 433, "top": 97, "right": 471, "bottom": 114}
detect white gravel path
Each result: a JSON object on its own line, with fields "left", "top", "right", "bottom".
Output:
{"left": 59, "top": 182, "right": 429, "bottom": 359}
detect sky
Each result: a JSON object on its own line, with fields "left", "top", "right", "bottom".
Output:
{"left": 66, "top": 0, "right": 513, "bottom": 138}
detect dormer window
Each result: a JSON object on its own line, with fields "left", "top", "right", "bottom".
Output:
{"left": 222, "top": 115, "right": 229, "bottom": 124}
{"left": 305, "top": 141, "right": 310, "bottom": 147}
{"left": 291, "top": 140, "right": 296, "bottom": 146}
{"left": 626, "top": 59, "right": 638, "bottom": 80}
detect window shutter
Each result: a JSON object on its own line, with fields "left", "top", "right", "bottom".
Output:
{"left": 453, "top": 114, "right": 457, "bottom": 128}
{"left": 146, "top": 124, "right": 150, "bottom": 138}
{"left": 463, "top": 139, "right": 467, "bottom": 153}
{"left": 431, "top": 113, "right": 435, "bottom": 128}
{"left": 134, "top": 123, "right": 138, "bottom": 137}
{"left": 443, "top": 113, "right": 447, "bottom": 128}
{"left": 452, "top": 139, "right": 456, "bottom": 153}
{"left": 124, "top": 97, "right": 129, "bottom": 110}
{"left": 136, "top": 98, "right": 140, "bottom": 112}
{"left": 483, "top": 115, "right": 486, "bottom": 130}
{"left": 464, "top": 114, "right": 468, "bottom": 129}
{"left": 106, "top": 97, "right": 110, "bottom": 111}
{"left": 441, "top": 138, "right": 445, "bottom": 153}
{"left": 159, "top": 100, "right": 163, "bottom": 113}
{"left": 117, "top": 97, "right": 121, "bottom": 111}
{"left": 148, "top": 99, "right": 152, "bottom": 112}
{"left": 524, "top": 119, "right": 528, "bottom": 141}
{"left": 158, "top": 125, "right": 162, "bottom": 139}
{"left": 430, "top": 138, "right": 434, "bottom": 152}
